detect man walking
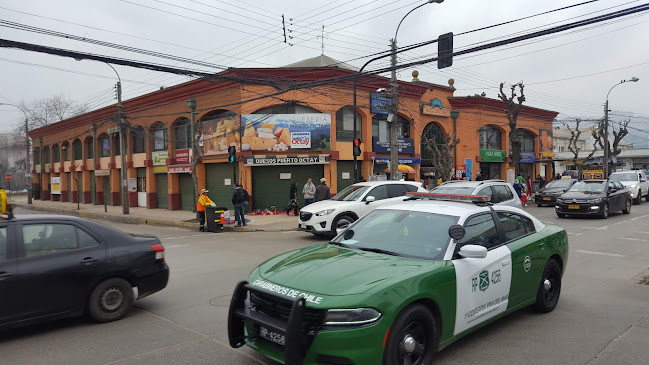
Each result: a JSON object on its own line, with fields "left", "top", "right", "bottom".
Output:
{"left": 232, "top": 185, "right": 247, "bottom": 227}
{"left": 302, "top": 178, "right": 316, "bottom": 206}
{"left": 315, "top": 178, "right": 330, "bottom": 202}
{"left": 197, "top": 189, "right": 215, "bottom": 232}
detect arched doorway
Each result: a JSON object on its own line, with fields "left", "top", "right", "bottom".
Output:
{"left": 420, "top": 122, "right": 445, "bottom": 187}
{"left": 479, "top": 125, "right": 504, "bottom": 180}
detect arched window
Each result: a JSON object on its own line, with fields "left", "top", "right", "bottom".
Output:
{"left": 479, "top": 125, "right": 502, "bottom": 150}
{"left": 61, "top": 142, "right": 70, "bottom": 161}
{"left": 520, "top": 130, "right": 535, "bottom": 152}
{"left": 98, "top": 133, "right": 110, "bottom": 157}
{"left": 254, "top": 103, "right": 320, "bottom": 114}
{"left": 150, "top": 122, "right": 167, "bottom": 151}
{"left": 33, "top": 148, "right": 41, "bottom": 164}
{"left": 335, "top": 107, "right": 362, "bottom": 141}
{"left": 72, "top": 139, "right": 82, "bottom": 160}
{"left": 42, "top": 146, "right": 50, "bottom": 164}
{"left": 173, "top": 118, "right": 191, "bottom": 149}
{"left": 85, "top": 137, "right": 94, "bottom": 159}
{"left": 52, "top": 144, "right": 60, "bottom": 162}
{"left": 420, "top": 122, "right": 445, "bottom": 166}
{"left": 372, "top": 114, "right": 410, "bottom": 141}
{"left": 112, "top": 133, "right": 120, "bottom": 156}
{"left": 131, "top": 126, "right": 145, "bottom": 154}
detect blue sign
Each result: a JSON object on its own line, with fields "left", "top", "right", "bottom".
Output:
{"left": 464, "top": 158, "right": 473, "bottom": 181}
{"left": 370, "top": 92, "right": 391, "bottom": 115}
{"left": 431, "top": 98, "right": 443, "bottom": 109}
{"left": 374, "top": 157, "right": 422, "bottom": 164}
{"left": 372, "top": 137, "right": 414, "bottom": 154}
{"left": 520, "top": 151, "right": 536, "bottom": 163}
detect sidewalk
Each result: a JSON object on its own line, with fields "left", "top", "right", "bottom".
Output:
{"left": 9, "top": 196, "right": 298, "bottom": 232}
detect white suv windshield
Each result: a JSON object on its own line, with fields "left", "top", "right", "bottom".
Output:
{"left": 331, "top": 185, "right": 369, "bottom": 201}
{"left": 610, "top": 173, "right": 638, "bottom": 182}
{"left": 331, "top": 209, "right": 459, "bottom": 260}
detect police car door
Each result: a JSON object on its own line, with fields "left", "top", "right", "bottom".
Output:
{"left": 451, "top": 212, "right": 512, "bottom": 335}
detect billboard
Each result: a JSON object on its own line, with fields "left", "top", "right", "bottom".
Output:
{"left": 201, "top": 113, "right": 240, "bottom": 156}
{"left": 241, "top": 114, "right": 331, "bottom": 152}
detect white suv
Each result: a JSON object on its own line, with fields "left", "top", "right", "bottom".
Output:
{"left": 430, "top": 180, "right": 523, "bottom": 209}
{"left": 298, "top": 181, "right": 427, "bottom": 236}
{"left": 609, "top": 170, "right": 649, "bottom": 204}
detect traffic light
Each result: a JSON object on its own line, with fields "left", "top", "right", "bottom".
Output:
{"left": 228, "top": 146, "right": 236, "bottom": 163}
{"left": 353, "top": 138, "right": 361, "bottom": 157}
{"left": 437, "top": 32, "right": 453, "bottom": 69}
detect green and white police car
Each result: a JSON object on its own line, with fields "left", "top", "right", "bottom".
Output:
{"left": 228, "top": 193, "right": 568, "bottom": 365}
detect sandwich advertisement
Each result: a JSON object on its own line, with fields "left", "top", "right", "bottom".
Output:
{"left": 240, "top": 114, "right": 331, "bottom": 152}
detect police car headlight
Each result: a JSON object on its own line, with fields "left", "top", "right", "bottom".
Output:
{"left": 315, "top": 209, "right": 335, "bottom": 216}
{"left": 325, "top": 308, "right": 381, "bottom": 326}
{"left": 587, "top": 198, "right": 602, "bottom": 204}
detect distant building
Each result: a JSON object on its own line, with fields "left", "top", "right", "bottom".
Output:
{"left": 0, "top": 133, "right": 27, "bottom": 188}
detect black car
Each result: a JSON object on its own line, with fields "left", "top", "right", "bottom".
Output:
{"left": 0, "top": 215, "right": 169, "bottom": 329}
{"left": 555, "top": 180, "right": 632, "bottom": 219}
{"left": 535, "top": 178, "right": 577, "bottom": 206}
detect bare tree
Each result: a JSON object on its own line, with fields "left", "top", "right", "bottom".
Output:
{"left": 18, "top": 93, "right": 90, "bottom": 131}
{"left": 592, "top": 119, "right": 629, "bottom": 169}
{"left": 424, "top": 134, "right": 460, "bottom": 182}
{"left": 498, "top": 82, "right": 526, "bottom": 175}
{"left": 564, "top": 119, "right": 598, "bottom": 177}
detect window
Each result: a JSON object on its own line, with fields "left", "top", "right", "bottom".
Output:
{"left": 43, "top": 147, "right": 50, "bottom": 163}
{"left": 73, "top": 139, "right": 82, "bottom": 160}
{"left": 99, "top": 135, "right": 110, "bottom": 157}
{"left": 493, "top": 185, "right": 514, "bottom": 203}
{"left": 372, "top": 115, "right": 410, "bottom": 141}
{"left": 22, "top": 224, "right": 78, "bottom": 257}
{"left": 366, "top": 185, "right": 388, "bottom": 201}
{"left": 497, "top": 212, "right": 534, "bottom": 242}
{"left": 477, "top": 186, "right": 494, "bottom": 201}
{"left": 77, "top": 228, "right": 100, "bottom": 248}
{"left": 61, "top": 143, "right": 70, "bottom": 161}
{"left": 0, "top": 227, "right": 7, "bottom": 262}
{"left": 387, "top": 184, "right": 409, "bottom": 198}
{"left": 421, "top": 123, "right": 445, "bottom": 166}
{"left": 174, "top": 119, "right": 191, "bottom": 149}
{"left": 479, "top": 125, "right": 501, "bottom": 150}
{"left": 113, "top": 134, "right": 120, "bottom": 156}
{"left": 131, "top": 127, "right": 145, "bottom": 154}
{"left": 519, "top": 130, "right": 535, "bottom": 152}
{"left": 460, "top": 214, "right": 500, "bottom": 250}
{"left": 335, "top": 107, "right": 362, "bottom": 141}
{"left": 33, "top": 148, "right": 41, "bottom": 164}
{"left": 405, "top": 184, "right": 419, "bottom": 193}
{"left": 151, "top": 123, "right": 168, "bottom": 151}
{"left": 53, "top": 145, "right": 60, "bottom": 162}
{"left": 85, "top": 138, "right": 94, "bottom": 159}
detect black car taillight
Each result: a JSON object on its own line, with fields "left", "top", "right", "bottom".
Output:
{"left": 151, "top": 243, "right": 165, "bottom": 261}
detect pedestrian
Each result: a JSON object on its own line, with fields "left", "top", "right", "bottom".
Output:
{"left": 437, "top": 177, "right": 443, "bottom": 186}
{"left": 315, "top": 178, "right": 331, "bottom": 202}
{"left": 302, "top": 178, "right": 316, "bottom": 206}
{"left": 526, "top": 176, "right": 532, "bottom": 197}
{"left": 239, "top": 184, "right": 250, "bottom": 218}
{"left": 196, "top": 189, "right": 215, "bottom": 232}
{"left": 475, "top": 170, "right": 483, "bottom": 181}
{"left": 538, "top": 175, "right": 546, "bottom": 189}
{"left": 555, "top": 173, "right": 561, "bottom": 180}
{"left": 512, "top": 180, "right": 523, "bottom": 198}
{"left": 285, "top": 181, "right": 299, "bottom": 216}
{"left": 232, "top": 184, "right": 247, "bottom": 227}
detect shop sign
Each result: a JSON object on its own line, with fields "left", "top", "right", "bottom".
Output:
{"left": 240, "top": 114, "right": 331, "bottom": 153}
{"left": 51, "top": 177, "right": 61, "bottom": 195}
{"left": 370, "top": 92, "right": 391, "bottom": 115}
{"left": 168, "top": 165, "right": 192, "bottom": 173}
{"left": 152, "top": 166, "right": 168, "bottom": 174}
{"left": 456, "top": 164, "right": 466, "bottom": 178}
{"left": 479, "top": 149, "right": 506, "bottom": 162}
{"left": 374, "top": 157, "right": 422, "bottom": 164}
{"left": 421, "top": 98, "right": 451, "bottom": 117}
{"left": 95, "top": 169, "right": 110, "bottom": 177}
{"left": 35, "top": 164, "right": 41, "bottom": 173}
{"left": 152, "top": 151, "right": 169, "bottom": 166}
{"left": 201, "top": 113, "right": 239, "bottom": 156}
{"left": 127, "top": 178, "right": 137, "bottom": 192}
{"left": 372, "top": 137, "right": 414, "bottom": 154}
{"left": 174, "top": 148, "right": 192, "bottom": 164}
{"left": 541, "top": 152, "right": 555, "bottom": 158}
{"left": 518, "top": 151, "right": 536, "bottom": 163}
{"left": 44, "top": 163, "right": 51, "bottom": 171}
{"left": 244, "top": 154, "right": 330, "bottom": 166}
{"left": 507, "top": 168, "right": 516, "bottom": 184}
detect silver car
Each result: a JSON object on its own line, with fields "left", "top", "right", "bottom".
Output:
{"left": 430, "top": 180, "right": 523, "bottom": 209}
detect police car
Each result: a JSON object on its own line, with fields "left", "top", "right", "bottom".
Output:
{"left": 228, "top": 193, "right": 568, "bottom": 365}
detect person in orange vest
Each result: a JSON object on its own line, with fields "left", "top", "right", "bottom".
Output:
{"left": 197, "top": 189, "right": 215, "bottom": 232}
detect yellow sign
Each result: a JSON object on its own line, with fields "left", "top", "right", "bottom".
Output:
{"left": 541, "top": 152, "right": 555, "bottom": 158}
{"left": 153, "top": 166, "right": 168, "bottom": 174}
{"left": 582, "top": 170, "right": 604, "bottom": 179}
{"left": 51, "top": 177, "right": 61, "bottom": 195}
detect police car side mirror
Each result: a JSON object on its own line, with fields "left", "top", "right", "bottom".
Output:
{"left": 365, "top": 196, "right": 376, "bottom": 204}
{"left": 459, "top": 245, "right": 488, "bottom": 259}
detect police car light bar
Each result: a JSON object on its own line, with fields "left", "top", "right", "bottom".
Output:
{"left": 405, "top": 192, "right": 491, "bottom": 203}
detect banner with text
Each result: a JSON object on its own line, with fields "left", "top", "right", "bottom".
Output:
{"left": 241, "top": 114, "right": 331, "bottom": 153}
{"left": 244, "top": 154, "right": 330, "bottom": 166}
{"left": 372, "top": 137, "right": 414, "bottom": 154}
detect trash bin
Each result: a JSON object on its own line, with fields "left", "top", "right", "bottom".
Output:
{"left": 532, "top": 180, "right": 540, "bottom": 193}
{"left": 205, "top": 206, "right": 223, "bottom": 233}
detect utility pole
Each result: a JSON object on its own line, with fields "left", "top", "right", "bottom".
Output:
{"left": 388, "top": 38, "right": 399, "bottom": 181}
{"left": 24, "top": 117, "right": 31, "bottom": 204}
{"left": 187, "top": 99, "right": 197, "bottom": 213}
{"left": 603, "top": 100, "right": 609, "bottom": 178}
{"left": 117, "top": 80, "right": 129, "bottom": 214}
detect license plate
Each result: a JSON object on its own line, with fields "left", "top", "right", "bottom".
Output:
{"left": 259, "top": 326, "right": 286, "bottom": 346}
{"left": 568, "top": 204, "right": 580, "bottom": 209}
{"left": 543, "top": 197, "right": 551, "bottom": 201}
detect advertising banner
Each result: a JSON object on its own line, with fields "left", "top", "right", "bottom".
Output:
{"left": 519, "top": 151, "right": 536, "bottom": 163}
{"left": 374, "top": 157, "right": 422, "bottom": 164}
{"left": 241, "top": 114, "right": 331, "bottom": 152}
{"left": 479, "top": 149, "right": 506, "bottom": 162}
{"left": 464, "top": 158, "right": 473, "bottom": 181}
{"left": 456, "top": 165, "right": 466, "bottom": 178}
{"left": 201, "top": 113, "right": 239, "bottom": 156}
{"left": 51, "top": 177, "right": 61, "bottom": 195}
{"left": 372, "top": 137, "right": 414, "bottom": 154}
{"left": 370, "top": 92, "right": 391, "bottom": 115}
{"left": 244, "top": 154, "right": 330, "bottom": 166}
{"left": 174, "top": 148, "right": 192, "bottom": 164}
{"left": 539, "top": 129, "right": 553, "bottom": 159}
{"left": 151, "top": 151, "right": 169, "bottom": 166}
{"left": 507, "top": 168, "right": 516, "bottom": 184}
{"left": 168, "top": 165, "right": 192, "bottom": 173}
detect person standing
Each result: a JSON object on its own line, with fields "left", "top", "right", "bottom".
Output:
{"left": 512, "top": 180, "right": 523, "bottom": 198}
{"left": 475, "top": 170, "right": 483, "bottom": 181}
{"left": 526, "top": 176, "right": 533, "bottom": 197}
{"left": 232, "top": 185, "right": 247, "bottom": 227}
{"left": 196, "top": 189, "right": 215, "bottom": 232}
{"left": 315, "top": 178, "right": 330, "bottom": 202}
{"left": 285, "top": 181, "right": 299, "bottom": 216}
{"left": 302, "top": 178, "right": 316, "bottom": 206}
{"left": 239, "top": 184, "right": 250, "bottom": 217}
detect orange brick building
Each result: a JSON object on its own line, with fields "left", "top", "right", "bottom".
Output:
{"left": 28, "top": 62, "right": 557, "bottom": 211}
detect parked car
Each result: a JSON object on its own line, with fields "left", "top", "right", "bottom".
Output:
{"left": 430, "top": 180, "right": 523, "bottom": 209}
{"left": 228, "top": 193, "right": 568, "bottom": 364}
{"left": 561, "top": 170, "right": 579, "bottom": 179}
{"left": 298, "top": 181, "right": 427, "bottom": 236}
{"left": 608, "top": 170, "right": 649, "bottom": 204}
{"left": 535, "top": 179, "right": 577, "bottom": 207}
{"left": 0, "top": 215, "right": 169, "bottom": 329}
{"left": 555, "top": 180, "right": 631, "bottom": 219}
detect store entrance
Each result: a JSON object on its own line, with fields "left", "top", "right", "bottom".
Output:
{"left": 480, "top": 162, "right": 501, "bottom": 180}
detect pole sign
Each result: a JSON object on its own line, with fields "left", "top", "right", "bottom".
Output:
{"left": 5, "top": 174, "right": 12, "bottom": 181}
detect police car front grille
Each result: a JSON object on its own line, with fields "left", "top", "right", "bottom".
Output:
{"left": 300, "top": 212, "right": 312, "bottom": 221}
{"left": 249, "top": 291, "right": 325, "bottom": 333}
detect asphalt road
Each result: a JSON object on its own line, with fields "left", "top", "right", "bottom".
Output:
{"left": 2, "top": 203, "right": 649, "bottom": 365}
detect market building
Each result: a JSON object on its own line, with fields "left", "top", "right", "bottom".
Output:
{"left": 28, "top": 56, "right": 557, "bottom": 212}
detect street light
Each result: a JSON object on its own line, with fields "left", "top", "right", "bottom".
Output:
{"left": 0, "top": 102, "right": 32, "bottom": 204}
{"left": 104, "top": 62, "right": 129, "bottom": 214}
{"left": 604, "top": 77, "right": 639, "bottom": 177}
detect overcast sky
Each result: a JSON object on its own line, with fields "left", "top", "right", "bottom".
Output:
{"left": 1, "top": 0, "right": 648, "bottom": 146}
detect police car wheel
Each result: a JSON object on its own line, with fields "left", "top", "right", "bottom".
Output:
{"left": 533, "top": 259, "right": 562, "bottom": 313}
{"left": 383, "top": 304, "right": 437, "bottom": 365}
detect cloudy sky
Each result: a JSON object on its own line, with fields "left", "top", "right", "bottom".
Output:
{"left": 1, "top": 0, "right": 649, "bottom": 146}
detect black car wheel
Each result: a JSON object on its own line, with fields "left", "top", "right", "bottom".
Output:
{"left": 634, "top": 193, "right": 642, "bottom": 205}
{"left": 599, "top": 203, "right": 609, "bottom": 219}
{"left": 383, "top": 304, "right": 437, "bottom": 365}
{"left": 623, "top": 199, "right": 632, "bottom": 214}
{"left": 646, "top": 193, "right": 649, "bottom": 202}
{"left": 533, "top": 259, "right": 562, "bottom": 313}
{"left": 88, "top": 278, "right": 134, "bottom": 323}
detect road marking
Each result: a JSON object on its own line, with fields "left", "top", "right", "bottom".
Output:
{"left": 619, "top": 237, "right": 647, "bottom": 242}
{"left": 631, "top": 214, "right": 649, "bottom": 221}
{"left": 167, "top": 244, "right": 191, "bottom": 248}
{"left": 576, "top": 249, "right": 624, "bottom": 257}
{"left": 638, "top": 231, "right": 649, "bottom": 234}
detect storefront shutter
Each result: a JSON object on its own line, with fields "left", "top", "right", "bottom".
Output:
{"left": 179, "top": 173, "right": 194, "bottom": 211}
{"left": 90, "top": 171, "right": 96, "bottom": 204}
{"left": 251, "top": 165, "right": 324, "bottom": 211}
{"left": 156, "top": 174, "right": 168, "bottom": 209}
{"left": 336, "top": 160, "right": 356, "bottom": 193}
{"left": 205, "top": 163, "right": 237, "bottom": 210}
{"left": 103, "top": 176, "right": 111, "bottom": 205}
